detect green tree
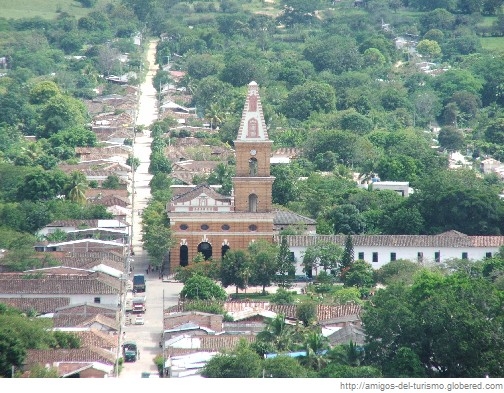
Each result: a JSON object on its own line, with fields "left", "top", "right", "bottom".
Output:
{"left": 0, "top": 327, "right": 26, "bottom": 378}
{"left": 340, "top": 234, "right": 355, "bottom": 275}
{"left": 220, "top": 249, "right": 251, "bottom": 294}
{"left": 408, "top": 169, "right": 504, "bottom": 235}
{"left": 374, "top": 259, "right": 422, "bottom": 285}
{"left": 263, "top": 355, "right": 311, "bottom": 378}
{"left": 65, "top": 171, "right": 88, "bottom": 205}
{"left": 416, "top": 39, "right": 442, "bottom": 60}
{"left": 101, "top": 174, "right": 121, "bottom": 189}
{"left": 302, "top": 241, "right": 343, "bottom": 277}
{"left": 207, "top": 163, "right": 233, "bottom": 196}
{"left": 484, "top": 118, "right": 504, "bottom": 145}
{"left": 257, "top": 313, "right": 294, "bottom": 352}
{"left": 319, "top": 364, "right": 382, "bottom": 377}
{"left": 419, "top": 8, "right": 456, "bottom": 33}
{"left": 303, "top": 35, "right": 362, "bottom": 75}
{"left": 382, "top": 347, "right": 428, "bottom": 378}
{"left": 270, "top": 288, "right": 296, "bottom": 304}
{"left": 29, "top": 80, "right": 61, "bottom": 105}
{"left": 201, "top": 340, "right": 262, "bottom": 378}
{"left": 248, "top": 239, "right": 279, "bottom": 295}
{"left": 17, "top": 169, "right": 69, "bottom": 202}
{"left": 275, "top": 236, "right": 295, "bottom": 288}
{"left": 296, "top": 301, "right": 317, "bottom": 327}
{"left": 329, "top": 204, "right": 366, "bottom": 235}
{"left": 300, "top": 329, "right": 330, "bottom": 372}
{"left": 141, "top": 200, "right": 173, "bottom": 268}
{"left": 327, "top": 341, "right": 364, "bottom": 367}
{"left": 180, "top": 274, "right": 227, "bottom": 301}
{"left": 363, "top": 48, "right": 385, "bottom": 68}
{"left": 39, "top": 95, "right": 88, "bottom": 138}
{"left": 281, "top": 81, "right": 336, "bottom": 121}
{"left": 438, "top": 126, "right": 465, "bottom": 151}
{"left": 343, "top": 260, "right": 375, "bottom": 289}
{"left": 363, "top": 270, "right": 504, "bottom": 377}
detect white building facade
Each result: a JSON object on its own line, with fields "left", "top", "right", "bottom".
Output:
{"left": 277, "top": 231, "right": 504, "bottom": 274}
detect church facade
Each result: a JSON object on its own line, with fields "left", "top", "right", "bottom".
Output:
{"left": 166, "top": 82, "right": 275, "bottom": 272}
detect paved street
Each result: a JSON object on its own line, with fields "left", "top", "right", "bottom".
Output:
{"left": 119, "top": 39, "right": 183, "bottom": 379}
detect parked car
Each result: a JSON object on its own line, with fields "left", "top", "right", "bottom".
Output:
{"left": 135, "top": 315, "right": 145, "bottom": 325}
{"left": 122, "top": 341, "right": 140, "bottom": 362}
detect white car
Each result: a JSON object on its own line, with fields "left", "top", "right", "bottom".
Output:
{"left": 134, "top": 315, "right": 145, "bottom": 325}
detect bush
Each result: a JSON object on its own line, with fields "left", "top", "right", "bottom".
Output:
{"left": 183, "top": 299, "right": 225, "bottom": 315}
{"left": 180, "top": 274, "right": 227, "bottom": 301}
{"left": 270, "top": 288, "right": 296, "bottom": 304}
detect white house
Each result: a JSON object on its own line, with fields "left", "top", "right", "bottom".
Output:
{"left": 38, "top": 219, "right": 131, "bottom": 239}
{"left": 276, "top": 231, "right": 504, "bottom": 274}
{"left": 361, "top": 180, "right": 413, "bottom": 197}
{"left": 0, "top": 271, "right": 121, "bottom": 307}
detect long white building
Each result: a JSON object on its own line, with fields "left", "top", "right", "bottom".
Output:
{"left": 276, "top": 231, "right": 504, "bottom": 274}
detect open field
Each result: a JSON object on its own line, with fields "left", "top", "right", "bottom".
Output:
{"left": 480, "top": 36, "right": 504, "bottom": 51}
{"left": 477, "top": 16, "right": 497, "bottom": 27}
{"left": 0, "top": 0, "right": 109, "bottom": 20}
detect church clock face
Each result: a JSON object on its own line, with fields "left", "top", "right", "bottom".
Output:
{"left": 250, "top": 149, "right": 257, "bottom": 156}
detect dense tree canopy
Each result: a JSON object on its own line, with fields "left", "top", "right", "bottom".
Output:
{"left": 363, "top": 270, "right": 504, "bottom": 377}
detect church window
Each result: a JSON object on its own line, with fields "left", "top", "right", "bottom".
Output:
{"left": 221, "top": 244, "right": 230, "bottom": 257}
{"left": 248, "top": 194, "right": 258, "bottom": 212}
{"left": 198, "top": 242, "right": 212, "bottom": 260}
{"left": 201, "top": 224, "right": 209, "bottom": 230}
{"left": 247, "top": 118, "right": 258, "bottom": 138}
{"left": 221, "top": 224, "right": 230, "bottom": 230}
{"left": 249, "top": 224, "right": 257, "bottom": 231}
{"left": 249, "top": 95, "right": 257, "bottom": 112}
{"left": 249, "top": 157, "right": 258, "bottom": 176}
{"left": 180, "top": 224, "right": 188, "bottom": 230}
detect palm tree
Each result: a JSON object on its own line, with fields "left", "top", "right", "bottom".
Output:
{"left": 300, "top": 329, "right": 330, "bottom": 372}
{"left": 257, "top": 314, "right": 294, "bottom": 352}
{"left": 205, "top": 103, "right": 226, "bottom": 130}
{"left": 327, "top": 340, "right": 364, "bottom": 367}
{"left": 67, "top": 171, "right": 88, "bottom": 205}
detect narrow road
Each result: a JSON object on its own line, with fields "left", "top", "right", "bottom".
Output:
{"left": 120, "top": 39, "right": 184, "bottom": 379}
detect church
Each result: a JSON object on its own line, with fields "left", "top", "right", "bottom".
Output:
{"left": 166, "top": 81, "right": 277, "bottom": 272}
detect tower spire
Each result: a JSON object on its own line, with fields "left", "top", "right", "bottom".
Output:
{"left": 235, "top": 81, "right": 269, "bottom": 142}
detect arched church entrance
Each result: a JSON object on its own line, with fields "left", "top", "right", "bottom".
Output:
{"left": 180, "top": 245, "right": 189, "bottom": 267}
{"left": 198, "top": 242, "right": 213, "bottom": 260}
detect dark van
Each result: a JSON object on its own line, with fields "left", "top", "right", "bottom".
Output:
{"left": 133, "top": 274, "right": 146, "bottom": 293}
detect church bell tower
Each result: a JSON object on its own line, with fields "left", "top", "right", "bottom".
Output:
{"left": 232, "top": 81, "right": 275, "bottom": 213}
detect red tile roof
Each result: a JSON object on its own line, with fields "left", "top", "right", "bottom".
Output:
{"left": 276, "top": 231, "right": 504, "bottom": 248}
{"left": 25, "top": 347, "right": 117, "bottom": 367}
{"left": 0, "top": 272, "right": 120, "bottom": 294}
{"left": 0, "top": 297, "right": 70, "bottom": 314}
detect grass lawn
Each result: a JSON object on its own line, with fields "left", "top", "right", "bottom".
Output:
{"left": 477, "top": 16, "right": 497, "bottom": 27}
{"left": 0, "top": 0, "right": 109, "bottom": 20}
{"left": 480, "top": 36, "right": 504, "bottom": 52}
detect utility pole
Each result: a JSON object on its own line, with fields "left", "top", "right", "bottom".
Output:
{"left": 115, "top": 247, "right": 130, "bottom": 378}
{"left": 162, "top": 289, "right": 165, "bottom": 377}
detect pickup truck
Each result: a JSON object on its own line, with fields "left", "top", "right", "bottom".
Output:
{"left": 132, "top": 296, "right": 146, "bottom": 313}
